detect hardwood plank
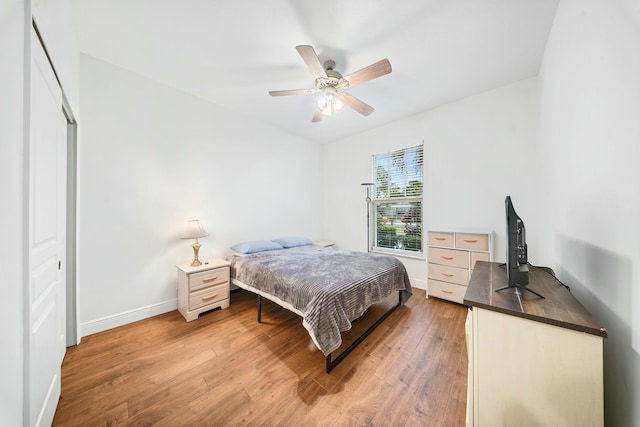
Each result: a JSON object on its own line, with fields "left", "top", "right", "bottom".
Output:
{"left": 369, "top": 380, "right": 415, "bottom": 427}
{"left": 53, "top": 288, "right": 469, "bottom": 427}
{"left": 441, "top": 350, "right": 469, "bottom": 427}
{"left": 150, "top": 387, "right": 253, "bottom": 427}
{"left": 122, "top": 377, "right": 210, "bottom": 426}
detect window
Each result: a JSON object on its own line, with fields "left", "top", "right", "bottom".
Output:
{"left": 371, "top": 143, "right": 423, "bottom": 255}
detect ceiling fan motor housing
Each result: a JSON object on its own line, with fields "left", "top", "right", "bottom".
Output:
{"left": 316, "top": 60, "right": 349, "bottom": 91}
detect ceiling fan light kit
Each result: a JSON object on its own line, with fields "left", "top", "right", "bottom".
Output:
{"left": 269, "top": 45, "right": 392, "bottom": 122}
{"left": 317, "top": 87, "right": 343, "bottom": 116}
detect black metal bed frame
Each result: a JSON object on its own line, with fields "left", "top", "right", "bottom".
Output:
{"left": 256, "top": 289, "right": 405, "bottom": 373}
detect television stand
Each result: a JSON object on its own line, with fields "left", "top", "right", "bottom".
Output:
{"left": 464, "top": 261, "right": 607, "bottom": 427}
{"left": 494, "top": 283, "right": 545, "bottom": 299}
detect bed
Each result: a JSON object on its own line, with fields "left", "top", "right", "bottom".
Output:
{"left": 225, "top": 242, "right": 412, "bottom": 372}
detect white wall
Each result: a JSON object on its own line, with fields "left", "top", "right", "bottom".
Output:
{"left": 78, "top": 55, "right": 323, "bottom": 335}
{"left": 0, "top": 2, "right": 26, "bottom": 425}
{"left": 322, "top": 78, "right": 540, "bottom": 289}
{"left": 32, "top": 0, "right": 80, "bottom": 115}
{"left": 539, "top": 1, "right": 640, "bottom": 426}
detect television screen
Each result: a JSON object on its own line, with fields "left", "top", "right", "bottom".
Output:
{"left": 496, "top": 196, "right": 544, "bottom": 298}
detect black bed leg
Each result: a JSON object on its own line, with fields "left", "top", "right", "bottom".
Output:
{"left": 324, "top": 291, "right": 403, "bottom": 374}
{"left": 257, "top": 294, "right": 262, "bottom": 323}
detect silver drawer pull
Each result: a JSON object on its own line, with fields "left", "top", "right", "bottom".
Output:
{"left": 441, "top": 289, "right": 453, "bottom": 294}
{"left": 202, "top": 276, "right": 218, "bottom": 283}
{"left": 202, "top": 294, "right": 218, "bottom": 301}
{"left": 464, "top": 239, "right": 478, "bottom": 243}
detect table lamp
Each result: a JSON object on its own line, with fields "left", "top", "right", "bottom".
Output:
{"left": 182, "top": 219, "right": 208, "bottom": 266}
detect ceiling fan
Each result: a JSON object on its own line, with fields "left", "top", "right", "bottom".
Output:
{"left": 269, "top": 45, "right": 392, "bottom": 122}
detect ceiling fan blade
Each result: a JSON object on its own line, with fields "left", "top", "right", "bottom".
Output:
{"left": 296, "top": 45, "right": 327, "bottom": 79}
{"left": 343, "top": 59, "right": 392, "bottom": 88}
{"left": 341, "top": 93, "right": 375, "bottom": 116}
{"left": 312, "top": 110, "right": 323, "bottom": 122}
{"left": 269, "top": 88, "right": 318, "bottom": 96}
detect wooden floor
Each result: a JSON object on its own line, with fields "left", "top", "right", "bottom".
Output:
{"left": 53, "top": 288, "right": 469, "bottom": 427}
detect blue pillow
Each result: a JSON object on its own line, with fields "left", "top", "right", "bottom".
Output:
{"left": 230, "top": 240, "right": 283, "bottom": 254}
{"left": 271, "top": 236, "right": 313, "bottom": 248}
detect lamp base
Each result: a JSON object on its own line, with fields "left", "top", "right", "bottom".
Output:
{"left": 191, "top": 241, "right": 202, "bottom": 266}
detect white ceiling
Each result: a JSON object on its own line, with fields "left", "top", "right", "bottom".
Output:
{"left": 70, "top": 0, "right": 560, "bottom": 144}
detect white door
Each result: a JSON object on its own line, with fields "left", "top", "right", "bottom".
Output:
{"left": 27, "top": 26, "right": 66, "bottom": 427}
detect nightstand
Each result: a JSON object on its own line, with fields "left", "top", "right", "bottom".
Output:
{"left": 176, "top": 258, "right": 230, "bottom": 322}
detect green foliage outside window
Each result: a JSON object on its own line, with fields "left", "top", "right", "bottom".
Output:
{"left": 377, "top": 225, "right": 397, "bottom": 248}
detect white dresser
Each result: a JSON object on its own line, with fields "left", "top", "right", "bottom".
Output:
{"left": 427, "top": 229, "right": 492, "bottom": 303}
{"left": 464, "top": 262, "right": 606, "bottom": 427}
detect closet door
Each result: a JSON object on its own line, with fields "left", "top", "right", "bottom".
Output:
{"left": 27, "top": 26, "right": 66, "bottom": 427}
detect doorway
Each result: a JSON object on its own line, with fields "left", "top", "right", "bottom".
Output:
{"left": 26, "top": 22, "right": 78, "bottom": 427}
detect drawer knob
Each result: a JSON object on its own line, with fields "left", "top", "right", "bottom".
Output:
{"left": 203, "top": 276, "right": 218, "bottom": 283}
{"left": 441, "top": 289, "right": 453, "bottom": 294}
{"left": 435, "top": 237, "right": 446, "bottom": 241}
{"left": 202, "top": 294, "right": 218, "bottom": 301}
{"left": 442, "top": 256, "right": 453, "bottom": 260}
{"left": 464, "top": 239, "right": 478, "bottom": 243}
{"left": 442, "top": 273, "right": 454, "bottom": 277}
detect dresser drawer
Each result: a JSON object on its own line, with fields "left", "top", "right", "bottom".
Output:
{"left": 189, "top": 283, "right": 229, "bottom": 310}
{"left": 428, "top": 231, "right": 454, "bottom": 248}
{"left": 455, "top": 233, "right": 489, "bottom": 251}
{"left": 189, "top": 267, "right": 229, "bottom": 292}
{"left": 428, "top": 247, "right": 469, "bottom": 269}
{"left": 471, "top": 251, "right": 490, "bottom": 269}
{"left": 428, "top": 263, "right": 469, "bottom": 286}
{"left": 428, "top": 279, "right": 467, "bottom": 304}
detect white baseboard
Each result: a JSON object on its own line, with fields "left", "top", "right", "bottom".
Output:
{"left": 80, "top": 299, "right": 178, "bottom": 337}
{"left": 80, "top": 278, "right": 425, "bottom": 337}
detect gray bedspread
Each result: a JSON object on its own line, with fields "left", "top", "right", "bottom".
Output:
{"left": 226, "top": 245, "right": 412, "bottom": 355}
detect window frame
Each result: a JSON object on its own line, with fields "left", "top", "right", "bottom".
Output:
{"left": 369, "top": 143, "right": 424, "bottom": 258}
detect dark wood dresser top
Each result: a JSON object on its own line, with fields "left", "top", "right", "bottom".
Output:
{"left": 464, "top": 261, "right": 607, "bottom": 338}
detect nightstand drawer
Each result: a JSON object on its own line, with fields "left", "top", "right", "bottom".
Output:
{"left": 428, "top": 279, "right": 467, "bottom": 304}
{"left": 190, "top": 267, "right": 229, "bottom": 292}
{"left": 428, "top": 247, "right": 469, "bottom": 269}
{"left": 428, "top": 231, "right": 454, "bottom": 248}
{"left": 428, "top": 263, "right": 469, "bottom": 286}
{"left": 455, "top": 233, "right": 489, "bottom": 251}
{"left": 189, "top": 283, "right": 228, "bottom": 310}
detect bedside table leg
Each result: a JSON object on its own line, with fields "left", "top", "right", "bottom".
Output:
{"left": 257, "top": 294, "right": 262, "bottom": 323}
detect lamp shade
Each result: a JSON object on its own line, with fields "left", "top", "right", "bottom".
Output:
{"left": 181, "top": 219, "right": 208, "bottom": 239}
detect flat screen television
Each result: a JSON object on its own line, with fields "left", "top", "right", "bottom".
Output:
{"left": 495, "top": 196, "right": 544, "bottom": 298}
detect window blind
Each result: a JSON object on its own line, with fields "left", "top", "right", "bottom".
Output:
{"left": 371, "top": 143, "right": 423, "bottom": 254}
{"left": 373, "top": 144, "right": 423, "bottom": 199}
